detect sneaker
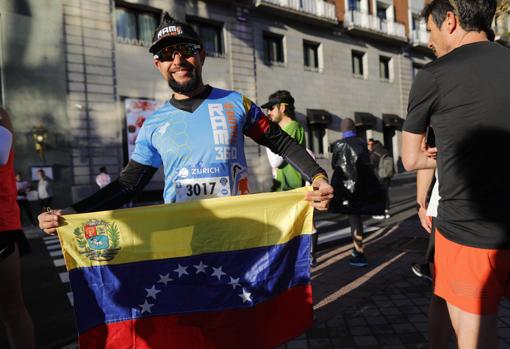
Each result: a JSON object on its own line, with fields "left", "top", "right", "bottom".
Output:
{"left": 372, "top": 215, "right": 385, "bottom": 220}
{"left": 349, "top": 253, "right": 368, "bottom": 267}
{"left": 411, "top": 263, "right": 432, "bottom": 281}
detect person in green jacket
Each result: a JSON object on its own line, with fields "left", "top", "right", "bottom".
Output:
{"left": 261, "top": 90, "right": 306, "bottom": 191}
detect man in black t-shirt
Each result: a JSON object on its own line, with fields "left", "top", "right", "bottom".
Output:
{"left": 402, "top": 0, "right": 507, "bottom": 347}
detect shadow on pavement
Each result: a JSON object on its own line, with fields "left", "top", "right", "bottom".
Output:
{"left": 311, "top": 215, "right": 425, "bottom": 323}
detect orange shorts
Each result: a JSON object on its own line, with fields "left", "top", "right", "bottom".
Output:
{"left": 434, "top": 229, "right": 510, "bottom": 315}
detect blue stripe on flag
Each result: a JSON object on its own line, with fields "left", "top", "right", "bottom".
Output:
{"left": 70, "top": 234, "right": 312, "bottom": 333}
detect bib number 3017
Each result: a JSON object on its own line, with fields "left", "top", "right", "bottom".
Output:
{"left": 175, "top": 176, "right": 231, "bottom": 202}
{"left": 186, "top": 182, "right": 216, "bottom": 197}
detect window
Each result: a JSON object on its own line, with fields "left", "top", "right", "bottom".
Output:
{"left": 352, "top": 50, "right": 365, "bottom": 77}
{"left": 263, "top": 33, "right": 284, "bottom": 64}
{"left": 348, "top": 0, "right": 362, "bottom": 11}
{"left": 187, "top": 18, "right": 224, "bottom": 56}
{"left": 308, "top": 124, "right": 326, "bottom": 156}
{"left": 379, "top": 56, "right": 391, "bottom": 80}
{"left": 376, "top": 2, "right": 388, "bottom": 20}
{"left": 411, "top": 14, "right": 421, "bottom": 30}
{"left": 116, "top": 4, "right": 159, "bottom": 46}
{"left": 307, "top": 110, "right": 330, "bottom": 156}
{"left": 303, "top": 41, "right": 320, "bottom": 71}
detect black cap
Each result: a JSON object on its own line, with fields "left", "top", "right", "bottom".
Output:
{"left": 260, "top": 98, "right": 280, "bottom": 109}
{"left": 261, "top": 90, "right": 295, "bottom": 109}
{"left": 149, "top": 13, "right": 202, "bottom": 54}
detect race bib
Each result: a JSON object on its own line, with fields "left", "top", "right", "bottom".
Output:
{"left": 175, "top": 177, "right": 231, "bottom": 202}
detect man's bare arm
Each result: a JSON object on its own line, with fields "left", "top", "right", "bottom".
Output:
{"left": 402, "top": 131, "right": 436, "bottom": 170}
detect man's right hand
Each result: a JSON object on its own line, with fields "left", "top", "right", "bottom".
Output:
{"left": 417, "top": 206, "right": 431, "bottom": 234}
{"left": 38, "top": 208, "right": 76, "bottom": 235}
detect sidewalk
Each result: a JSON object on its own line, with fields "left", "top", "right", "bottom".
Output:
{"left": 281, "top": 213, "right": 510, "bottom": 349}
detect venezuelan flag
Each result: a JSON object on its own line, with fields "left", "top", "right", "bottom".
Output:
{"left": 57, "top": 188, "right": 314, "bottom": 348}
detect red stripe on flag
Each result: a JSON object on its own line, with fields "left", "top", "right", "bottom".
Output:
{"left": 79, "top": 284, "right": 312, "bottom": 349}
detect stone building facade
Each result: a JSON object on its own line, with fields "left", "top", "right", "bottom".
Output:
{"left": 2, "top": 0, "right": 506, "bottom": 206}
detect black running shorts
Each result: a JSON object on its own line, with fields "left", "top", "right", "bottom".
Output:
{"left": 0, "top": 229, "right": 31, "bottom": 262}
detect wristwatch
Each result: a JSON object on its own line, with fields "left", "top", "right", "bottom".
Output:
{"left": 416, "top": 203, "right": 422, "bottom": 211}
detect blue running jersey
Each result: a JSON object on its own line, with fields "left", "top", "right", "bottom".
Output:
{"left": 131, "top": 87, "right": 270, "bottom": 203}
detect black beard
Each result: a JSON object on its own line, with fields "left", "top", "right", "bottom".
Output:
{"left": 167, "top": 70, "right": 201, "bottom": 94}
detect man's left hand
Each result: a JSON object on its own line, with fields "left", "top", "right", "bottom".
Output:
{"left": 420, "top": 138, "right": 437, "bottom": 159}
{"left": 305, "top": 177, "right": 334, "bottom": 211}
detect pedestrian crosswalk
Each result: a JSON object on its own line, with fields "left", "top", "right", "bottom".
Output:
{"left": 53, "top": 258, "right": 66, "bottom": 267}
{"left": 50, "top": 250, "right": 63, "bottom": 257}
{"left": 43, "top": 235, "right": 74, "bottom": 306}
{"left": 59, "top": 271, "right": 69, "bottom": 283}
{"left": 46, "top": 244, "right": 61, "bottom": 251}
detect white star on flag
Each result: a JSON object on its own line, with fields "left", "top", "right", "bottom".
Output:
{"left": 228, "top": 277, "right": 240, "bottom": 290}
{"left": 194, "top": 261, "right": 208, "bottom": 274}
{"left": 173, "top": 264, "right": 189, "bottom": 278}
{"left": 139, "top": 300, "right": 154, "bottom": 314}
{"left": 157, "top": 273, "right": 172, "bottom": 286}
{"left": 239, "top": 289, "right": 252, "bottom": 303}
{"left": 145, "top": 285, "right": 161, "bottom": 299}
{"left": 211, "top": 266, "right": 226, "bottom": 280}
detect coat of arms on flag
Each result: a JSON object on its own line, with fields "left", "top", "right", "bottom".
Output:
{"left": 73, "top": 219, "right": 120, "bottom": 261}
{"left": 57, "top": 189, "right": 314, "bottom": 349}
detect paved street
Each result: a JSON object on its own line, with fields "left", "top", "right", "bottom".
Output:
{"left": 4, "top": 174, "right": 510, "bottom": 348}
{"left": 282, "top": 215, "right": 510, "bottom": 349}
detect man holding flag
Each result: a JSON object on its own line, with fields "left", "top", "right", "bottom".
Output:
{"left": 37, "top": 13, "right": 333, "bottom": 348}
{"left": 38, "top": 13, "right": 332, "bottom": 229}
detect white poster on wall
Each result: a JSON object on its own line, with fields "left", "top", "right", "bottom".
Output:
{"left": 31, "top": 166, "right": 54, "bottom": 181}
{"left": 125, "top": 98, "right": 163, "bottom": 158}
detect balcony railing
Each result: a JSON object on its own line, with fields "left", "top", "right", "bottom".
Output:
{"left": 258, "top": 0, "right": 337, "bottom": 21}
{"left": 344, "top": 10, "right": 406, "bottom": 39}
{"left": 411, "top": 28, "right": 429, "bottom": 47}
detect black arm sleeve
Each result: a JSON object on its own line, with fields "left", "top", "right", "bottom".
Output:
{"left": 71, "top": 160, "right": 158, "bottom": 213}
{"left": 255, "top": 122, "right": 326, "bottom": 182}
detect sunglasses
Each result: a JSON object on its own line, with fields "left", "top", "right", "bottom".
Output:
{"left": 154, "top": 43, "right": 201, "bottom": 62}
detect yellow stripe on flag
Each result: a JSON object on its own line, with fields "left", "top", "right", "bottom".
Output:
{"left": 57, "top": 188, "right": 314, "bottom": 271}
